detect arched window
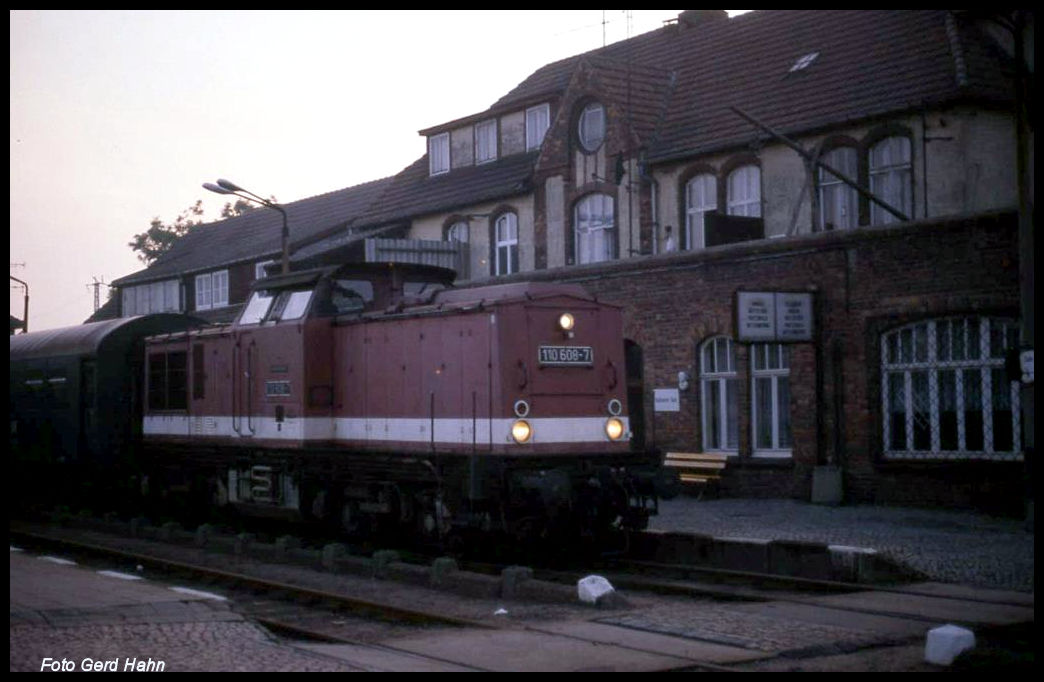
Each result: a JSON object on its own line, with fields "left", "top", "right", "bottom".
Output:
{"left": 492, "top": 212, "right": 518, "bottom": 276}
{"left": 574, "top": 194, "right": 615, "bottom": 264}
{"left": 751, "top": 343, "right": 791, "bottom": 456}
{"left": 578, "top": 101, "right": 606, "bottom": 152}
{"left": 700, "top": 336, "right": 739, "bottom": 452}
{"left": 818, "top": 146, "right": 858, "bottom": 230}
{"left": 685, "top": 173, "right": 717, "bottom": 250}
{"left": 446, "top": 220, "right": 469, "bottom": 244}
{"left": 882, "top": 317, "right": 1021, "bottom": 460}
{"left": 869, "top": 136, "right": 912, "bottom": 226}
{"left": 446, "top": 219, "right": 470, "bottom": 279}
{"left": 727, "top": 165, "right": 761, "bottom": 217}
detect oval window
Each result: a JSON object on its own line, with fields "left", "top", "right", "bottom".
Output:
{"left": 578, "top": 102, "right": 605, "bottom": 152}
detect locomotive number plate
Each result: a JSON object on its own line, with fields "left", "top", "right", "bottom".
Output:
{"left": 538, "top": 345, "right": 593, "bottom": 366}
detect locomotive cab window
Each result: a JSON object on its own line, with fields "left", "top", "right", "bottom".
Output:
{"left": 238, "top": 286, "right": 315, "bottom": 324}
{"left": 271, "top": 288, "right": 314, "bottom": 321}
{"left": 327, "top": 279, "right": 374, "bottom": 316}
{"left": 240, "top": 290, "right": 276, "bottom": 325}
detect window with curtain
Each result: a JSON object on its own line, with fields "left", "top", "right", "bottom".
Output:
{"left": 685, "top": 173, "right": 717, "bottom": 249}
{"left": 493, "top": 213, "right": 518, "bottom": 276}
{"left": 869, "top": 136, "right": 912, "bottom": 226}
{"left": 751, "top": 343, "right": 792, "bottom": 456}
{"left": 574, "top": 194, "right": 615, "bottom": 264}
{"left": 701, "top": 336, "right": 739, "bottom": 452}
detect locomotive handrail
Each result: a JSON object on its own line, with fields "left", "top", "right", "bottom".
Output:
{"left": 516, "top": 360, "right": 529, "bottom": 389}
{"left": 605, "top": 359, "right": 619, "bottom": 390}
{"left": 231, "top": 343, "right": 241, "bottom": 434}
{"left": 246, "top": 341, "right": 256, "bottom": 435}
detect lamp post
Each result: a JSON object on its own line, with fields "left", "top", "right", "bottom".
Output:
{"left": 203, "top": 178, "right": 290, "bottom": 275}
{"left": 10, "top": 275, "right": 28, "bottom": 333}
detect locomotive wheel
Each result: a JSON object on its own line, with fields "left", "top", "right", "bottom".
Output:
{"left": 339, "top": 501, "right": 373, "bottom": 538}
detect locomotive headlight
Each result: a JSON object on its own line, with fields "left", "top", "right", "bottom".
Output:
{"left": 605, "top": 417, "right": 625, "bottom": 441}
{"left": 557, "top": 312, "right": 575, "bottom": 332}
{"left": 511, "top": 419, "right": 533, "bottom": 444}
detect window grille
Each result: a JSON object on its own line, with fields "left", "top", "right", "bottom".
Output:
{"left": 881, "top": 317, "right": 1021, "bottom": 461}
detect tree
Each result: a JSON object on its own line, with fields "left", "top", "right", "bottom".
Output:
{"left": 128, "top": 200, "right": 206, "bottom": 265}
{"left": 220, "top": 197, "right": 272, "bottom": 219}
{"left": 128, "top": 196, "right": 276, "bottom": 264}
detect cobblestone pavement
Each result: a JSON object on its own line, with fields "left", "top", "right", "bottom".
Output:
{"left": 10, "top": 620, "right": 364, "bottom": 672}
{"left": 649, "top": 497, "right": 1034, "bottom": 593}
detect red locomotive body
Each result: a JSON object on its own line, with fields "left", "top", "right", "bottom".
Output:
{"left": 143, "top": 264, "right": 659, "bottom": 541}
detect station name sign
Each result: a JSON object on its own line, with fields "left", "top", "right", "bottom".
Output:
{"left": 736, "top": 291, "right": 814, "bottom": 342}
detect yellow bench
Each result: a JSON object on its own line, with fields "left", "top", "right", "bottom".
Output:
{"left": 663, "top": 452, "right": 728, "bottom": 497}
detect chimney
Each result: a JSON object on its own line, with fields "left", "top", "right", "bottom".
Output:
{"left": 678, "top": 10, "right": 728, "bottom": 28}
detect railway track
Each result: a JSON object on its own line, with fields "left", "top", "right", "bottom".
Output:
{"left": 9, "top": 523, "right": 492, "bottom": 637}
{"left": 11, "top": 517, "right": 1034, "bottom": 671}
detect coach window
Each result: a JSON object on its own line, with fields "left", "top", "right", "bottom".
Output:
{"left": 700, "top": 336, "right": 739, "bottom": 453}
{"left": 148, "top": 351, "right": 187, "bottom": 411}
{"left": 882, "top": 316, "right": 1021, "bottom": 460}
{"left": 751, "top": 343, "right": 791, "bottom": 456}
{"left": 574, "top": 194, "right": 616, "bottom": 264}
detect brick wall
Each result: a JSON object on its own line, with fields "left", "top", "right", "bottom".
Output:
{"left": 474, "top": 210, "right": 1023, "bottom": 511}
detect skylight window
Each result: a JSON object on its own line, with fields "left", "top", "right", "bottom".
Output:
{"left": 789, "top": 51, "right": 819, "bottom": 72}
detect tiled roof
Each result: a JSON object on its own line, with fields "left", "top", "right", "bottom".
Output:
{"left": 359, "top": 151, "right": 540, "bottom": 227}
{"left": 113, "top": 177, "right": 393, "bottom": 286}
{"left": 491, "top": 10, "right": 1014, "bottom": 165}
{"left": 114, "top": 11, "right": 1014, "bottom": 289}
{"left": 608, "top": 10, "right": 1012, "bottom": 163}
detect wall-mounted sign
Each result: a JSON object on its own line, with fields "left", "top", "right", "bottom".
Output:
{"left": 265, "top": 380, "right": 291, "bottom": 397}
{"left": 654, "top": 388, "right": 680, "bottom": 412}
{"left": 736, "top": 291, "right": 814, "bottom": 342}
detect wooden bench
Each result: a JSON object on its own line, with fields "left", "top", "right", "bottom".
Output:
{"left": 663, "top": 452, "right": 728, "bottom": 498}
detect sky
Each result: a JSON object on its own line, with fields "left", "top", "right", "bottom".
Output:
{"left": 11, "top": 10, "right": 746, "bottom": 332}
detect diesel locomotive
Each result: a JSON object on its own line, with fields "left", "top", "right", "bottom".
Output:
{"left": 11, "top": 263, "right": 665, "bottom": 544}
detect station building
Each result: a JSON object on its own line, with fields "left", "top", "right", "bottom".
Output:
{"left": 107, "top": 10, "right": 1032, "bottom": 513}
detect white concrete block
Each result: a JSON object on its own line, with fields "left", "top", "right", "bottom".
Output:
{"left": 924, "top": 624, "right": 976, "bottom": 665}
{"left": 577, "top": 575, "right": 614, "bottom": 604}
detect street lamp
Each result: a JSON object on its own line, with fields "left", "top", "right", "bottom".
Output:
{"left": 203, "top": 178, "right": 290, "bottom": 275}
{"left": 10, "top": 275, "right": 28, "bottom": 333}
